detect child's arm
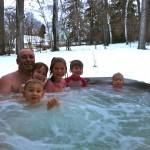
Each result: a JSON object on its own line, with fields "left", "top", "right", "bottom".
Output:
{"left": 47, "top": 97, "right": 60, "bottom": 110}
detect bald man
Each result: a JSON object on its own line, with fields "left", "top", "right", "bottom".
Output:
{"left": 0, "top": 49, "right": 35, "bottom": 95}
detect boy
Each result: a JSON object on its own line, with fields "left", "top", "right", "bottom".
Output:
{"left": 66, "top": 60, "right": 87, "bottom": 88}
{"left": 2, "top": 79, "right": 60, "bottom": 110}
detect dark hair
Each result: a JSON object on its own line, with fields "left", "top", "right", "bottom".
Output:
{"left": 50, "top": 57, "right": 67, "bottom": 82}
{"left": 31, "top": 62, "right": 48, "bottom": 77}
{"left": 70, "top": 60, "right": 83, "bottom": 70}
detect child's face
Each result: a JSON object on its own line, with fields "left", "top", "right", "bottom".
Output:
{"left": 23, "top": 83, "right": 44, "bottom": 104}
{"left": 71, "top": 66, "right": 83, "bottom": 77}
{"left": 52, "top": 62, "right": 67, "bottom": 79}
{"left": 32, "top": 66, "right": 47, "bottom": 82}
{"left": 112, "top": 75, "right": 124, "bottom": 88}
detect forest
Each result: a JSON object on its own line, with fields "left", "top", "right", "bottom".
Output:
{"left": 0, "top": 0, "right": 150, "bottom": 55}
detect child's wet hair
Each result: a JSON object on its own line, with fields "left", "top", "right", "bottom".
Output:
{"left": 70, "top": 60, "right": 83, "bottom": 70}
{"left": 32, "top": 62, "right": 48, "bottom": 77}
{"left": 24, "top": 79, "right": 44, "bottom": 90}
{"left": 112, "top": 72, "right": 124, "bottom": 80}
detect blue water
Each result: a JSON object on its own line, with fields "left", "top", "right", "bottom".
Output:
{"left": 0, "top": 84, "right": 150, "bottom": 150}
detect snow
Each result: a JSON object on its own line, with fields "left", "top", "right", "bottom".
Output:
{"left": 0, "top": 42, "right": 150, "bottom": 84}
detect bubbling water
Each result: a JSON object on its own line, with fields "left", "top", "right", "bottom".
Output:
{"left": 0, "top": 83, "right": 150, "bottom": 150}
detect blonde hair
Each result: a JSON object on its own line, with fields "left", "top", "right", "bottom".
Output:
{"left": 112, "top": 72, "right": 124, "bottom": 80}
{"left": 24, "top": 79, "right": 44, "bottom": 90}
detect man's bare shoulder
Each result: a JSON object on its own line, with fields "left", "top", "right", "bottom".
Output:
{"left": 0, "top": 71, "right": 19, "bottom": 94}
{"left": 0, "top": 71, "right": 18, "bottom": 81}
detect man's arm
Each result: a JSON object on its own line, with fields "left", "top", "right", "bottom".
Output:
{"left": 0, "top": 75, "right": 12, "bottom": 95}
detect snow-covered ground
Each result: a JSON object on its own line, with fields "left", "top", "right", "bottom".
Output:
{"left": 0, "top": 42, "right": 150, "bottom": 83}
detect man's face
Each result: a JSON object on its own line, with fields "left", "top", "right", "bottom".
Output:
{"left": 17, "top": 49, "right": 35, "bottom": 71}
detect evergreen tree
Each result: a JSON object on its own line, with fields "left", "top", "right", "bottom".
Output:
{"left": 38, "top": 24, "right": 46, "bottom": 39}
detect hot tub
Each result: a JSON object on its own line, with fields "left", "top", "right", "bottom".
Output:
{"left": 0, "top": 77, "right": 150, "bottom": 150}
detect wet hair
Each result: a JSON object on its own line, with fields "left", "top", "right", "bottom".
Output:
{"left": 31, "top": 62, "right": 48, "bottom": 77}
{"left": 24, "top": 79, "right": 44, "bottom": 90}
{"left": 70, "top": 60, "right": 83, "bottom": 70}
{"left": 112, "top": 72, "right": 124, "bottom": 81}
{"left": 50, "top": 57, "right": 67, "bottom": 82}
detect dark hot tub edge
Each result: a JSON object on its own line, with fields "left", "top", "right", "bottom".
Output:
{"left": 85, "top": 77, "right": 150, "bottom": 90}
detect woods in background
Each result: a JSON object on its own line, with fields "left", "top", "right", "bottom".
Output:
{"left": 0, "top": 0, "right": 150, "bottom": 55}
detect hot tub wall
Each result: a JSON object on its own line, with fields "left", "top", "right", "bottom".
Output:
{"left": 85, "top": 77, "right": 150, "bottom": 90}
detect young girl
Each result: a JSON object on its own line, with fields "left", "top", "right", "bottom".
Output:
{"left": 112, "top": 72, "right": 124, "bottom": 88}
{"left": 65, "top": 60, "right": 87, "bottom": 88}
{"left": 31, "top": 62, "right": 48, "bottom": 84}
{"left": 19, "top": 62, "right": 48, "bottom": 93}
{"left": 45, "top": 57, "right": 67, "bottom": 93}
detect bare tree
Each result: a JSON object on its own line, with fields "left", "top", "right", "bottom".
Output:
{"left": 136, "top": 0, "right": 141, "bottom": 19}
{"left": 0, "top": 0, "right": 5, "bottom": 55}
{"left": 74, "top": 0, "right": 81, "bottom": 45}
{"left": 59, "top": 0, "right": 72, "bottom": 50}
{"left": 138, "top": 0, "right": 148, "bottom": 49}
{"left": 125, "top": 0, "right": 129, "bottom": 45}
{"left": 5, "top": 7, "right": 16, "bottom": 55}
{"left": 145, "top": 0, "right": 150, "bottom": 43}
{"left": 52, "top": 0, "right": 59, "bottom": 51}
{"left": 107, "top": 4, "right": 112, "bottom": 44}
{"left": 16, "top": 0, "right": 24, "bottom": 54}
{"left": 35, "top": 0, "right": 52, "bottom": 46}
{"left": 103, "top": 0, "right": 108, "bottom": 47}
{"left": 24, "top": 11, "right": 42, "bottom": 35}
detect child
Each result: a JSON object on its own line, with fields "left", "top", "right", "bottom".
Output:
{"left": 65, "top": 60, "right": 87, "bottom": 88}
{"left": 19, "top": 62, "right": 48, "bottom": 93}
{"left": 23, "top": 79, "right": 45, "bottom": 104}
{"left": 23, "top": 79, "right": 60, "bottom": 109}
{"left": 31, "top": 62, "right": 48, "bottom": 84}
{"left": 1, "top": 79, "right": 60, "bottom": 110}
{"left": 112, "top": 72, "right": 124, "bottom": 88}
{"left": 45, "top": 57, "right": 67, "bottom": 93}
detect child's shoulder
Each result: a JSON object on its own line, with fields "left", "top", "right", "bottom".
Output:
{"left": 65, "top": 76, "right": 72, "bottom": 81}
{"left": 45, "top": 79, "right": 53, "bottom": 85}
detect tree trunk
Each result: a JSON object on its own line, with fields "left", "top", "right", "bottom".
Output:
{"left": 52, "top": 0, "right": 59, "bottom": 51}
{"left": 89, "top": 4, "right": 94, "bottom": 45}
{"left": 125, "top": 0, "right": 129, "bottom": 45}
{"left": 16, "top": 0, "right": 24, "bottom": 54}
{"left": 0, "top": 0, "right": 5, "bottom": 55}
{"left": 145, "top": 0, "right": 150, "bottom": 43}
{"left": 103, "top": 0, "right": 108, "bottom": 47}
{"left": 138, "top": 0, "right": 148, "bottom": 49}
{"left": 107, "top": 13, "right": 112, "bottom": 44}
{"left": 136, "top": 0, "right": 141, "bottom": 20}
{"left": 74, "top": 0, "right": 80, "bottom": 45}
